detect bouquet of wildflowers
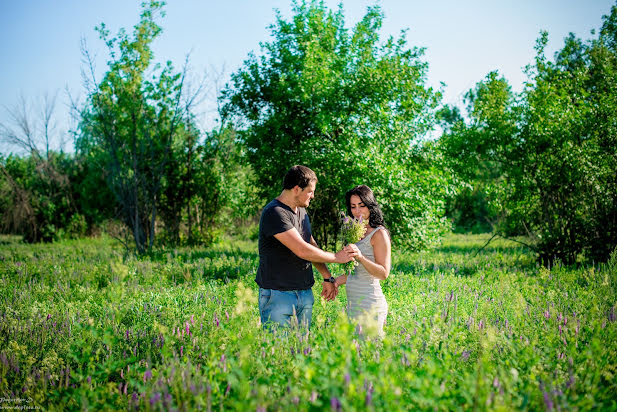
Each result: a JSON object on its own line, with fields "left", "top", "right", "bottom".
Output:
{"left": 340, "top": 214, "right": 368, "bottom": 275}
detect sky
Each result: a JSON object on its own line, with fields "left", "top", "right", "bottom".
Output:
{"left": 0, "top": 0, "right": 615, "bottom": 153}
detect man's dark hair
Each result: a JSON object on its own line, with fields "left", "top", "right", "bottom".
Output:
{"left": 283, "top": 165, "right": 317, "bottom": 190}
{"left": 345, "top": 185, "right": 386, "bottom": 229}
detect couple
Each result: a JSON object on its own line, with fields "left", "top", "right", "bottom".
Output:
{"left": 256, "top": 165, "right": 391, "bottom": 336}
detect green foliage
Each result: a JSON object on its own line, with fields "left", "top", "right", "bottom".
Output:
{"left": 195, "top": 127, "right": 260, "bottom": 241}
{"left": 1, "top": 234, "right": 615, "bottom": 410}
{"left": 223, "top": 0, "right": 448, "bottom": 250}
{"left": 74, "top": 1, "right": 256, "bottom": 251}
{"left": 76, "top": 0, "right": 196, "bottom": 253}
{"left": 444, "top": 185, "right": 494, "bottom": 234}
{"left": 158, "top": 125, "right": 259, "bottom": 246}
{"left": 0, "top": 152, "right": 113, "bottom": 242}
{"left": 439, "top": 72, "right": 518, "bottom": 236}
{"left": 69, "top": 154, "right": 117, "bottom": 229}
{"left": 440, "top": 4, "right": 617, "bottom": 264}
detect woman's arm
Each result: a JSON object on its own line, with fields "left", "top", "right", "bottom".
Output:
{"left": 356, "top": 228, "right": 391, "bottom": 280}
{"left": 334, "top": 274, "right": 348, "bottom": 287}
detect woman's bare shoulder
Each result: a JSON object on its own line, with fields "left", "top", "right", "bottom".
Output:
{"left": 371, "top": 226, "right": 391, "bottom": 244}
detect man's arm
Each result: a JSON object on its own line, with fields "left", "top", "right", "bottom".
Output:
{"left": 309, "top": 236, "right": 337, "bottom": 300}
{"left": 309, "top": 236, "right": 332, "bottom": 278}
{"left": 274, "top": 228, "right": 353, "bottom": 264}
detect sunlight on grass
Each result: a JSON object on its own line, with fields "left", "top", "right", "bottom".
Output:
{"left": 0, "top": 234, "right": 615, "bottom": 410}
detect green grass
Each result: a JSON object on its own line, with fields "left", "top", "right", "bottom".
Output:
{"left": 0, "top": 233, "right": 615, "bottom": 410}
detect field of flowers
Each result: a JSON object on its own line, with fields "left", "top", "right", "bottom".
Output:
{"left": 1, "top": 233, "right": 615, "bottom": 411}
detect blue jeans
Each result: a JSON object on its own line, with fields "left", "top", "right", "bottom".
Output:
{"left": 258, "top": 288, "right": 314, "bottom": 329}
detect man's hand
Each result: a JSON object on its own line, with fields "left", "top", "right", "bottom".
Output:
{"left": 334, "top": 247, "right": 358, "bottom": 264}
{"left": 321, "top": 280, "right": 338, "bottom": 301}
{"left": 344, "top": 244, "right": 362, "bottom": 260}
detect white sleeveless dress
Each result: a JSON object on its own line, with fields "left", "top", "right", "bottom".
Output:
{"left": 346, "top": 227, "right": 388, "bottom": 336}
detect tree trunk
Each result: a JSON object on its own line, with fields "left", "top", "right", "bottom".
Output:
{"left": 149, "top": 195, "right": 156, "bottom": 251}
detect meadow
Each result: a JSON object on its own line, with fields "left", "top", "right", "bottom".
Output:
{"left": 0, "top": 233, "right": 615, "bottom": 411}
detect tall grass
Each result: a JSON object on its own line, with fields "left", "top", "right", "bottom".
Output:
{"left": 0, "top": 233, "right": 615, "bottom": 410}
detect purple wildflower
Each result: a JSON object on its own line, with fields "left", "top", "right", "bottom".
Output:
{"left": 220, "top": 354, "right": 227, "bottom": 372}
{"left": 330, "top": 397, "right": 342, "bottom": 411}
{"left": 344, "top": 373, "right": 351, "bottom": 385}
{"left": 365, "top": 391, "right": 372, "bottom": 406}
{"left": 310, "top": 391, "right": 318, "bottom": 402}
{"left": 543, "top": 390, "right": 553, "bottom": 410}
{"left": 150, "top": 393, "right": 161, "bottom": 407}
{"left": 143, "top": 369, "right": 152, "bottom": 383}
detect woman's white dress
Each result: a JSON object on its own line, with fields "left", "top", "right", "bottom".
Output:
{"left": 346, "top": 226, "right": 388, "bottom": 336}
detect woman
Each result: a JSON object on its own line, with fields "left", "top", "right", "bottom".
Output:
{"left": 335, "top": 185, "right": 391, "bottom": 336}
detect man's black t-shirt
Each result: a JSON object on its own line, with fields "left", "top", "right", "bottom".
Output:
{"left": 256, "top": 199, "right": 314, "bottom": 290}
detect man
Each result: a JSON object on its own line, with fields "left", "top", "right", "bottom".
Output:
{"left": 256, "top": 165, "right": 356, "bottom": 329}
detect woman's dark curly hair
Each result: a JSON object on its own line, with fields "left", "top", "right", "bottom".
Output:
{"left": 345, "top": 185, "right": 386, "bottom": 229}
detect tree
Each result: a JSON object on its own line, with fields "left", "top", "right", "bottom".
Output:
{"left": 578, "top": 4, "right": 617, "bottom": 262}
{"left": 440, "top": 3, "right": 617, "bottom": 264}
{"left": 439, "top": 72, "right": 519, "bottom": 234}
{"left": 0, "top": 93, "right": 89, "bottom": 241}
{"left": 158, "top": 122, "right": 200, "bottom": 245}
{"left": 223, "top": 0, "right": 448, "bottom": 250}
{"left": 76, "top": 1, "right": 198, "bottom": 253}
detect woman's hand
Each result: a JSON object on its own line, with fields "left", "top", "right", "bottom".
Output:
{"left": 334, "top": 274, "right": 348, "bottom": 287}
{"left": 344, "top": 244, "right": 362, "bottom": 260}
{"left": 321, "top": 280, "right": 338, "bottom": 301}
